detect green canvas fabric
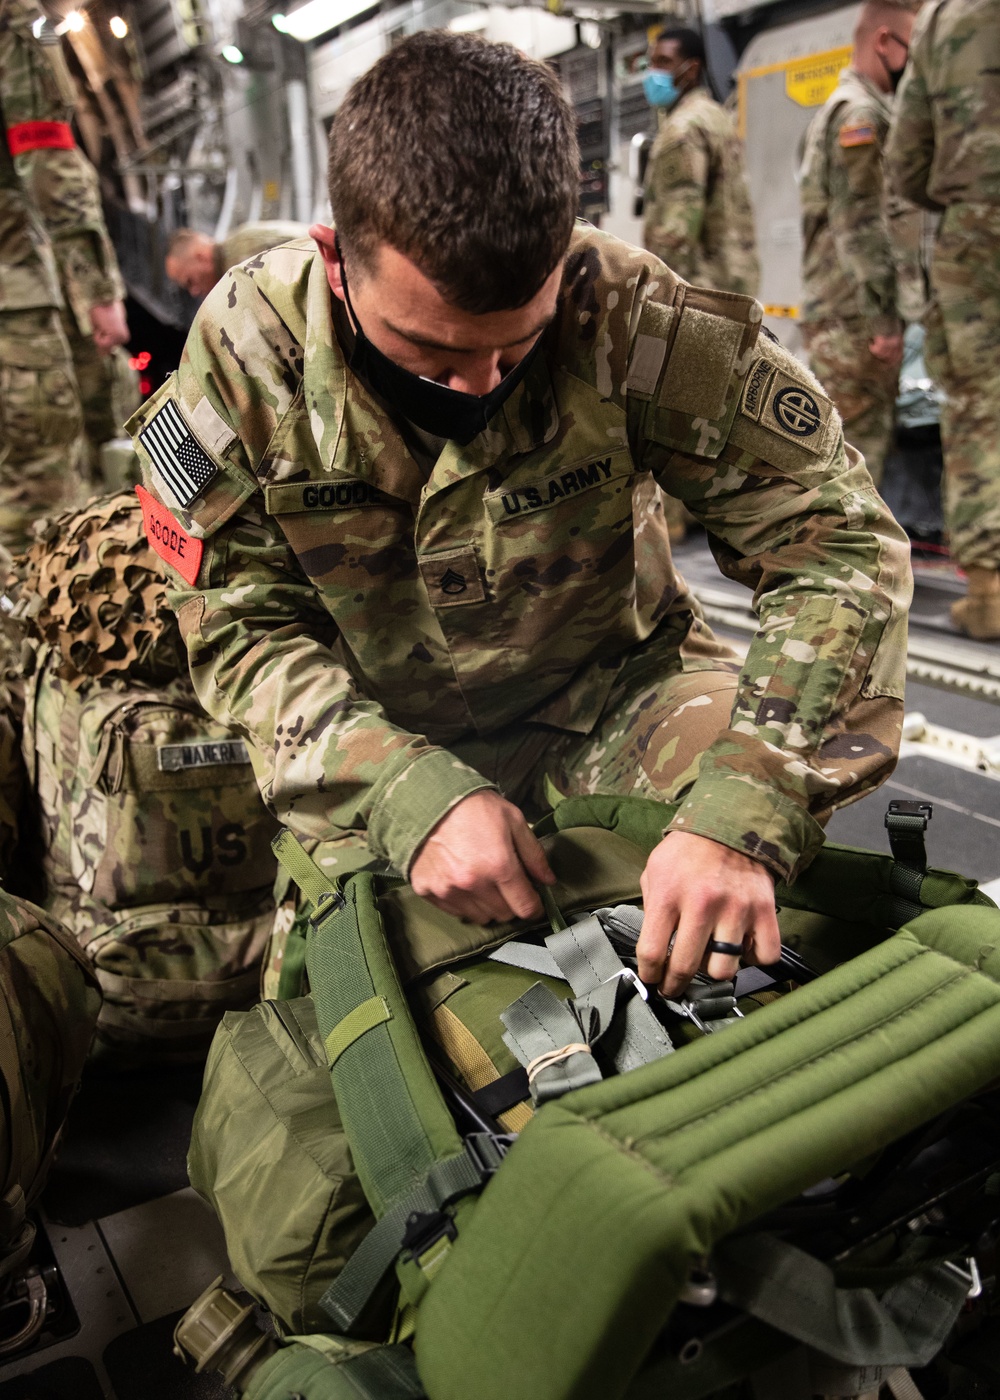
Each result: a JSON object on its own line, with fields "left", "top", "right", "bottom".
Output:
{"left": 245, "top": 1337, "right": 426, "bottom": 1400}
{"left": 188, "top": 996, "right": 376, "bottom": 1336}
{"left": 414, "top": 907, "right": 1000, "bottom": 1400}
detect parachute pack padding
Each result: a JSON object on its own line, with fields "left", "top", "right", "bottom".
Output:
{"left": 413, "top": 906, "right": 1000, "bottom": 1400}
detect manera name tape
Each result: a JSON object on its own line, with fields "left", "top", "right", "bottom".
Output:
{"left": 157, "top": 740, "right": 252, "bottom": 773}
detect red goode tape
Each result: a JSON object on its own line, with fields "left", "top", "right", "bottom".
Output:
{"left": 135, "top": 484, "right": 204, "bottom": 587}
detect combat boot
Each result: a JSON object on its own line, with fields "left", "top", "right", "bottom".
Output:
{"left": 951, "top": 566, "right": 1000, "bottom": 640}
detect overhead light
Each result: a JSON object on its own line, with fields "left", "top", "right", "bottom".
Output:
{"left": 109, "top": 15, "right": 128, "bottom": 37}
{"left": 56, "top": 9, "right": 86, "bottom": 34}
{"left": 221, "top": 43, "right": 244, "bottom": 62}
{"left": 281, "top": 0, "right": 378, "bottom": 41}
{"left": 32, "top": 15, "right": 46, "bottom": 36}
{"left": 271, "top": 12, "right": 291, "bottom": 31}
{"left": 448, "top": 10, "right": 487, "bottom": 32}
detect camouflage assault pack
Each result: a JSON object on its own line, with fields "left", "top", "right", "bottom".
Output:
{"left": 16, "top": 492, "right": 278, "bottom": 1063}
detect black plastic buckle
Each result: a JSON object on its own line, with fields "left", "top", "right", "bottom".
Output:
{"left": 464, "top": 1131, "right": 516, "bottom": 1180}
{"left": 308, "top": 889, "right": 346, "bottom": 928}
{"left": 885, "top": 799, "right": 933, "bottom": 873}
{"left": 885, "top": 799, "right": 933, "bottom": 828}
{"left": 400, "top": 1209, "right": 457, "bottom": 1260}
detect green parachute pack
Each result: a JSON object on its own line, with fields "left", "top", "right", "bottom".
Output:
{"left": 14, "top": 492, "right": 279, "bottom": 1063}
{"left": 181, "top": 794, "right": 1000, "bottom": 1400}
{"left": 0, "top": 887, "right": 101, "bottom": 1349}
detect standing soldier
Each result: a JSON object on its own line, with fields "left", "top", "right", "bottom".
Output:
{"left": 887, "top": 0, "right": 1000, "bottom": 639}
{"left": 642, "top": 27, "right": 759, "bottom": 297}
{"left": 0, "top": 4, "right": 83, "bottom": 552}
{"left": 799, "top": 0, "right": 922, "bottom": 488}
{"left": 1, "top": 0, "right": 134, "bottom": 494}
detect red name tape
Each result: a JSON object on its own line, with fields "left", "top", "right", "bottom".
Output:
{"left": 135, "top": 485, "right": 203, "bottom": 587}
{"left": 6, "top": 121, "right": 75, "bottom": 156}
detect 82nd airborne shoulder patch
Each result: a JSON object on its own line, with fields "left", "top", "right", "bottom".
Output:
{"left": 740, "top": 356, "right": 834, "bottom": 455}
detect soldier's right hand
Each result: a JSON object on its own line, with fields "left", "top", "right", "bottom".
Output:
{"left": 91, "top": 300, "right": 130, "bottom": 354}
{"left": 409, "top": 790, "right": 556, "bottom": 924}
{"left": 868, "top": 332, "right": 904, "bottom": 368}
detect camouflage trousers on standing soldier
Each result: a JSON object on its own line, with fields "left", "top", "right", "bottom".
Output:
{"left": 922, "top": 205, "right": 1000, "bottom": 574}
{"left": 801, "top": 318, "right": 899, "bottom": 487}
{"left": 0, "top": 307, "right": 83, "bottom": 554}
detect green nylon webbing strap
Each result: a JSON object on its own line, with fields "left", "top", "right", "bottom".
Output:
{"left": 274, "top": 828, "right": 469, "bottom": 1333}
{"left": 325, "top": 997, "right": 392, "bottom": 1067}
{"left": 715, "top": 1233, "right": 969, "bottom": 1369}
{"left": 320, "top": 1150, "right": 487, "bottom": 1334}
{"left": 546, "top": 916, "right": 675, "bottom": 1073}
{"left": 500, "top": 983, "right": 601, "bottom": 1105}
{"left": 272, "top": 829, "right": 340, "bottom": 911}
{"left": 489, "top": 940, "right": 563, "bottom": 980}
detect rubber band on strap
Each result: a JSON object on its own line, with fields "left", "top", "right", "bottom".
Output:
{"left": 526, "top": 1043, "right": 592, "bottom": 1085}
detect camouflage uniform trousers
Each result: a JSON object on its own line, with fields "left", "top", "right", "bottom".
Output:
{"left": 63, "top": 315, "right": 140, "bottom": 490}
{"left": 264, "top": 625, "right": 742, "bottom": 993}
{"left": 0, "top": 307, "right": 83, "bottom": 553}
{"left": 801, "top": 319, "right": 899, "bottom": 487}
{"left": 921, "top": 206, "right": 1000, "bottom": 572}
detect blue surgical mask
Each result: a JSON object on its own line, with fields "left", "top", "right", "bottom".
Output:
{"left": 643, "top": 69, "right": 680, "bottom": 108}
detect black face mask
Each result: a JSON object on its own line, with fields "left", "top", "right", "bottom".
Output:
{"left": 336, "top": 245, "right": 542, "bottom": 447}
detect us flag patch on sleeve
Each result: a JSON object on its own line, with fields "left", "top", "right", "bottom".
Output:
{"left": 138, "top": 399, "right": 218, "bottom": 508}
{"left": 839, "top": 123, "right": 877, "bottom": 148}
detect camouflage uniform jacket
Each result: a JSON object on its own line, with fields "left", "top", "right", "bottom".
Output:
{"left": 800, "top": 67, "right": 911, "bottom": 336}
{"left": 0, "top": 1, "right": 60, "bottom": 311}
{"left": 218, "top": 221, "right": 310, "bottom": 277}
{"left": 886, "top": 0, "right": 1000, "bottom": 211}
{"left": 642, "top": 87, "right": 760, "bottom": 296}
{"left": 130, "top": 225, "right": 911, "bottom": 885}
{"left": 0, "top": 0, "right": 124, "bottom": 336}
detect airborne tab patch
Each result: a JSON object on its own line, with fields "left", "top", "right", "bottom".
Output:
{"left": 139, "top": 398, "right": 218, "bottom": 509}
{"left": 740, "top": 361, "right": 834, "bottom": 455}
{"left": 839, "top": 123, "right": 877, "bottom": 148}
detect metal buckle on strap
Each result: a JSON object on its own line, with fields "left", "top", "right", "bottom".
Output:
{"left": 605, "top": 966, "right": 650, "bottom": 1002}
{"left": 463, "top": 1131, "right": 516, "bottom": 1179}
{"left": 943, "top": 1255, "right": 983, "bottom": 1299}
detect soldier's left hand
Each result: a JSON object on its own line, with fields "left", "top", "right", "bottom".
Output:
{"left": 91, "top": 300, "right": 130, "bottom": 354}
{"left": 636, "top": 831, "right": 780, "bottom": 996}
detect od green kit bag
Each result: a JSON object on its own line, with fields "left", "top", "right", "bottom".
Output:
{"left": 189, "top": 796, "right": 1000, "bottom": 1400}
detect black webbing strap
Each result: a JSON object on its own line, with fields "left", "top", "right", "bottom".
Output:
{"left": 472, "top": 1068, "right": 530, "bottom": 1120}
{"left": 885, "top": 801, "right": 932, "bottom": 926}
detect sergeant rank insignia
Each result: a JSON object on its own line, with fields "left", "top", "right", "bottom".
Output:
{"left": 139, "top": 400, "right": 218, "bottom": 508}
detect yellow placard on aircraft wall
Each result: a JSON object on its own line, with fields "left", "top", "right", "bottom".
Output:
{"left": 738, "top": 45, "right": 853, "bottom": 136}
{"left": 785, "top": 47, "right": 852, "bottom": 107}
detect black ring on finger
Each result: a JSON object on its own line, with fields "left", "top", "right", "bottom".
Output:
{"left": 707, "top": 939, "right": 744, "bottom": 957}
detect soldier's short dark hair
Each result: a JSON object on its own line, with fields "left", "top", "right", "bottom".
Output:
{"left": 328, "top": 31, "right": 580, "bottom": 313}
{"left": 657, "top": 27, "right": 706, "bottom": 64}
